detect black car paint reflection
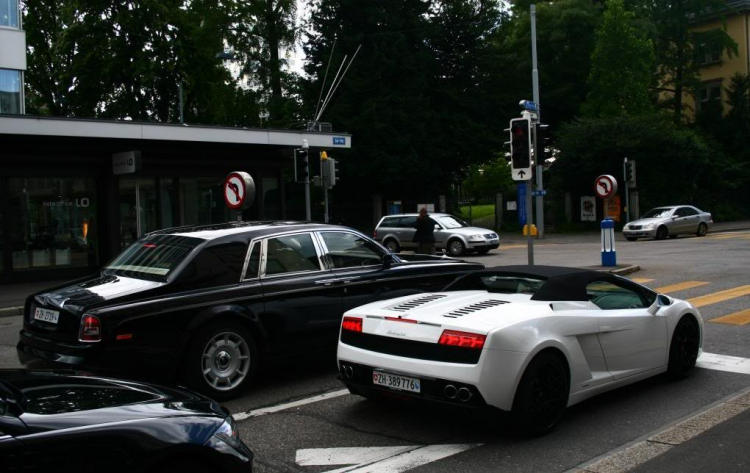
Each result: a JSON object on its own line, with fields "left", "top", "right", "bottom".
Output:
{"left": 0, "top": 370, "right": 252, "bottom": 473}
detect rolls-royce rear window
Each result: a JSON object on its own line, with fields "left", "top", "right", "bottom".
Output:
{"left": 105, "top": 235, "right": 202, "bottom": 281}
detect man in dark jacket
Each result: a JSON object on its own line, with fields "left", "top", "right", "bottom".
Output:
{"left": 413, "top": 207, "right": 437, "bottom": 255}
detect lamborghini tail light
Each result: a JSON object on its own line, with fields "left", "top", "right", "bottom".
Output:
{"left": 342, "top": 316, "right": 363, "bottom": 333}
{"left": 79, "top": 314, "right": 102, "bottom": 342}
{"left": 438, "top": 330, "right": 485, "bottom": 349}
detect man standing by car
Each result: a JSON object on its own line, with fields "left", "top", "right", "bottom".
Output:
{"left": 413, "top": 207, "right": 437, "bottom": 255}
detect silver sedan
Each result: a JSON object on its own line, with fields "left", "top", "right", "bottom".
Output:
{"left": 622, "top": 205, "right": 713, "bottom": 241}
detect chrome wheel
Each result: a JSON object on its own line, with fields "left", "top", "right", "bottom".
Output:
{"left": 201, "top": 331, "right": 252, "bottom": 391}
{"left": 384, "top": 239, "right": 400, "bottom": 253}
{"left": 696, "top": 223, "right": 708, "bottom": 237}
{"left": 448, "top": 239, "right": 465, "bottom": 256}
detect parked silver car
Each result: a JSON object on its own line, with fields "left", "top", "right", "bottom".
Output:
{"left": 374, "top": 213, "right": 499, "bottom": 256}
{"left": 622, "top": 205, "right": 713, "bottom": 241}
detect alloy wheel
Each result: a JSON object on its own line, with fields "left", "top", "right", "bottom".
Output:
{"left": 448, "top": 240, "right": 465, "bottom": 256}
{"left": 201, "top": 331, "right": 252, "bottom": 391}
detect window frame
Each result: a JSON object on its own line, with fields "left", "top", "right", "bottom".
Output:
{"left": 316, "top": 230, "right": 387, "bottom": 271}
{"left": 257, "top": 231, "right": 326, "bottom": 279}
{"left": 586, "top": 278, "right": 653, "bottom": 310}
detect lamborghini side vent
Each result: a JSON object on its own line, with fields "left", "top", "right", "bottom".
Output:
{"left": 443, "top": 299, "right": 508, "bottom": 318}
{"left": 388, "top": 294, "right": 447, "bottom": 312}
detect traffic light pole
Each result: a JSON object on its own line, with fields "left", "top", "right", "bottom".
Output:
{"left": 302, "top": 140, "right": 311, "bottom": 221}
{"left": 531, "top": 4, "right": 544, "bottom": 240}
{"left": 623, "top": 157, "right": 630, "bottom": 223}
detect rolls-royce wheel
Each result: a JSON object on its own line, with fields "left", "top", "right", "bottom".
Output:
{"left": 656, "top": 226, "right": 669, "bottom": 240}
{"left": 384, "top": 238, "right": 400, "bottom": 253}
{"left": 696, "top": 223, "right": 708, "bottom": 237}
{"left": 447, "top": 239, "right": 466, "bottom": 257}
{"left": 511, "top": 351, "right": 569, "bottom": 436}
{"left": 667, "top": 316, "right": 700, "bottom": 380}
{"left": 184, "top": 321, "right": 258, "bottom": 401}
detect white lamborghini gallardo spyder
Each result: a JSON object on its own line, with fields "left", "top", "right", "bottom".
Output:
{"left": 336, "top": 266, "right": 703, "bottom": 435}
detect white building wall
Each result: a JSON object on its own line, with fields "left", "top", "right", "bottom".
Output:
{"left": 0, "top": 27, "right": 26, "bottom": 71}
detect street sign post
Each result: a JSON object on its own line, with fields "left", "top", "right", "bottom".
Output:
{"left": 223, "top": 171, "right": 256, "bottom": 220}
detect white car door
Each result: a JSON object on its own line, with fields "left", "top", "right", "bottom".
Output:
{"left": 588, "top": 280, "right": 668, "bottom": 380}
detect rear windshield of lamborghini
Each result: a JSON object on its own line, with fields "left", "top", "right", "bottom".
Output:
{"left": 446, "top": 274, "right": 545, "bottom": 294}
{"left": 105, "top": 235, "right": 203, "bottom": 281}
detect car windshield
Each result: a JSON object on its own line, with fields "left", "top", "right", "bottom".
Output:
{"left": 436, "top": 216, "right": 469, "bottom": 229}
{"left": 642, "top": 208, "right": 673, "bottom": 219}
{"left": 105, "top": 235, "right": 203, "bottom": 281}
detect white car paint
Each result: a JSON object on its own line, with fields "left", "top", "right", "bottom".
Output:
{"left": 337, "top": 288, "right": 703, "bottom": 412}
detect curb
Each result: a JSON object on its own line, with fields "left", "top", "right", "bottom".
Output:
{"left": 0, "top": 306, "right": 23, "bottom": 319}
{"left": 610, "top": 265, "right": 640, "bottom": 276}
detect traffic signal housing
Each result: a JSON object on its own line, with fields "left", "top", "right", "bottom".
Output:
{"left": 322, "top": 157, "right": 339, "bottom": 188}
{"left": 625, "top": 160, "right": 636, "bottom": 188}
{"left": 536, "top": 123, "right": 551, "bottom": 162}
{"left": 509, "top": 117, "right": 532, "bottom": 180}
{"left": 294, "top": 149, "right": 309, "bottom": 183}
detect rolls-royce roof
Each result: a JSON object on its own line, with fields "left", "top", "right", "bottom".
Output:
{"left": 147, "top": 221, "right": 352, "bottom": 241}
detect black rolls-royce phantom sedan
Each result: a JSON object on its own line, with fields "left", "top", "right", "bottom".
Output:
{"left": 18, "top": 221, "right": 483, "bottom": 399}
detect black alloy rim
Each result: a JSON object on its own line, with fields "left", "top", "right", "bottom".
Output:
{"left": 674, "top": 320, "right": 700, "bottom": 371}
{"left": 523, "top": 362, "right": 568, "bottom": 425}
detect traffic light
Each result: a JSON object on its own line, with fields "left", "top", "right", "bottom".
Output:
{"left": 536, "top": 123, "right": 551, "bottom": 162}
{"left": 322, "top": 157, "right": 339, "bottom": 188}
{"left": 625, "top": 160, "right": 636, "bottom": 188}
{"left": 509, "top": 117, "right": 531, "bottom": 180}
{"left": 294, "top": 148, "right": 309, "bottom": 183}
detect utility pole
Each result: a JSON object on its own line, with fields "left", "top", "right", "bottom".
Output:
{"left": 531, "top": 4, "right": 544, "bottom": 239}
{"left": 302, "top": 139, "right": 311, "bottom": 221}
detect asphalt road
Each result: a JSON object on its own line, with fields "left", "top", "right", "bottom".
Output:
{"left": 1, "top": 229, "right": 749, "bottom": 472}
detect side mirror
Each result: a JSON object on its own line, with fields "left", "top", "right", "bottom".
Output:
{"left": 434, "top": 224, "right": 441, "bottom": 231}
{"left": 382, "top": 253, "right": 396, "bottom": 268}
{"left": 647, "top": 294, "right": 672, "bottom": 315}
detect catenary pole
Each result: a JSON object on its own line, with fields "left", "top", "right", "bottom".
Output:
{"left": 531, "top": 4, "right": 544, "bottom": 239}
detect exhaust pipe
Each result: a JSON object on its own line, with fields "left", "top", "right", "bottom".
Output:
{"left": 457, "top": 387, "right": 472, "bottom": 402}
{"left": 443, "top": 385, "right": 457, "bottom": 399}
{"left": 345, "top": 365, "right": 354, "bottom": 379}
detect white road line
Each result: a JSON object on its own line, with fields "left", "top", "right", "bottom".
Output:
{"left": 296, "top": 444, "right": 482, "bottom": 473}
{"left": 233, "top": 388, "right": 349, "bottom": 421}
{"left": 697, "top": 352, "right": 750, "bottom": 375}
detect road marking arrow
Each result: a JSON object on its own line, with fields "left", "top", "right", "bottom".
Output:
{"left": 296, "top": 444, "right": 481, "bottom": 472}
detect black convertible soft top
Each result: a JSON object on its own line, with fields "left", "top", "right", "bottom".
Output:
{"left": 444, "top": 265, "right": 644, "bottom": 302}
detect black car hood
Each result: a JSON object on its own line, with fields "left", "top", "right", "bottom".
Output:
{"left": 35, "top": 274, "right": 165, "bottom": 313}
{"left": 0, "top": 370, "right": 225, "bottom": 433}
{"left": 397, "top": 254, "right": 481, "bottom": 264}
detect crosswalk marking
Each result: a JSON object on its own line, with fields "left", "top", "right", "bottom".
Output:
{"left": 654, "top": 281, "right": 709, "bottom": 294}
{"left": 631, "top": 278, "right": 654, "bottom": 283}
{"left": 688, "top": 285, "right": 750, "bottom": 308}
{"left": 709, "top": 308, "right": 750, "bottom": 326}
{"left": 697, "top": 353, "right": 750, "bottom": 375}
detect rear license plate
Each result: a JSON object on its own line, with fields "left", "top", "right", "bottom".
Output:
{"left": 34, "top": 308, "right": 60, "bottom": 324}
{"left": 372, "top": 371, "right": 421, "bottom": 393}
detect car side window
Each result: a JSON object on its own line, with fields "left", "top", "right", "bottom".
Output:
{"left": 264, "top": 234, "right": 321, "bottom": 276}
{"left": 380, "top": 217, "right": 398, "bottom": 228}
{"left": 244, "top": 242, "right": 261, "bottom": 279}
{"left": 586, "top": 280, "right": 647, "bottom": 310}
{"left": 320, "top": 232, "right": 384, "bottom": 269}
{"left": 177, "top": 242, "right": 247, "bottom": 288}
{"left": 682, "top": 207, "right": 698, "bottom": 216}
{"left": 399, "top": 216, "right": 417, "bottom": 228}
{"left": 673, "top": 208, "right": 684, "bottom": 217}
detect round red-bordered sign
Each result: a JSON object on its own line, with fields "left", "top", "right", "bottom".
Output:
{"left": 594, "top": 174, "right": 618, "bottom": 199}
{"left": 223, "top": 172, "right": 255, "bottom": 210}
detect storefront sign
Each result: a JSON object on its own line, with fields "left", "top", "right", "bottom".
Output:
{"left": 112, "top": 151, "right": 142, "bottom": 175}
{"left": 605, "top": 195, "right": 621, "bottom": 222}
{"left": 581, "top": 196, "right": 596, "bottom": 221}
{"left": 223, "top": 171, "right": 255, "bottom": 210}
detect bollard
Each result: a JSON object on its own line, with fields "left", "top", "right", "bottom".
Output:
{"left": 601, "top": 218, "right": 616, "bottom": 267}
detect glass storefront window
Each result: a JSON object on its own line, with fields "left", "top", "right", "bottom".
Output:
{"left": 9, "top": 178, "right": 98, "bottom": 271}
{"left": 118, "top": 178, "right": 157, "bottom": 250}
{"left": 180, "top": 178, "right": 230, "bottom": 225}
{"left": 0, "top": 0, "right": 19, "bottom": 28}
{"left": 0, "top": 69, "right": 22, "bottom": 114}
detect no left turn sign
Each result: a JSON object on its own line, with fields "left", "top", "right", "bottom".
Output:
{"left": 594, "top": 174, "right": 618, "bottom": 199}
{"left": 224, "top": 171, "right": 256, "bottom": 210}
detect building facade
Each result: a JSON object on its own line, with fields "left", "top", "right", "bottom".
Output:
{"left": 0, "top": 0, "right": 24, "bottom": 114}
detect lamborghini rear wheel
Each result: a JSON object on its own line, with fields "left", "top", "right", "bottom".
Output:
{"left": 511, "top": 351, "right": 569, "bottom": 436}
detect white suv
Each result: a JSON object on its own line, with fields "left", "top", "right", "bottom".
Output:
{"left": 374, "top": 213, "right": 499, "bottom": 256}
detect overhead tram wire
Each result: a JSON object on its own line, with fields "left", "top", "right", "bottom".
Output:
{"left": 313, "top": 38, "right": 337, "bottom": 123}
{"left": 316, "top": 44, "right": 362, "bottom": 122}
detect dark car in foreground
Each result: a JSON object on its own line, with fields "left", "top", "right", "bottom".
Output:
{"left": 18, "top": 221, "right": 483, "bottom": 400}
{"left": 0, "top": 370, "right": 252, "bottom": 473}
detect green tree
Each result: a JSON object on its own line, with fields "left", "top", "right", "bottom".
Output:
{"left": 582, "top": 0, "right": 654, "bottom": 117}
{"left": 631, "top": 0, "right": 738, "bottom": 123}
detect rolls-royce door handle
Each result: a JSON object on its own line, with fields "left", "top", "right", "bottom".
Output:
{"left": 315, "top": 278, "right": 355, "bottom": 286}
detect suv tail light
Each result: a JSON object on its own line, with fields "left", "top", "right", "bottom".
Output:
{"left": 438, "top": 330, "right": 485, "bottom": 349}
{"left": 373, "top": 230, "right": 378, "bottom": 238}
{"left": 342, "top": 316, "right": 363, "bottom": 333}
{"left": 79, "top": 314, "right": 102, "bottom": 342}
